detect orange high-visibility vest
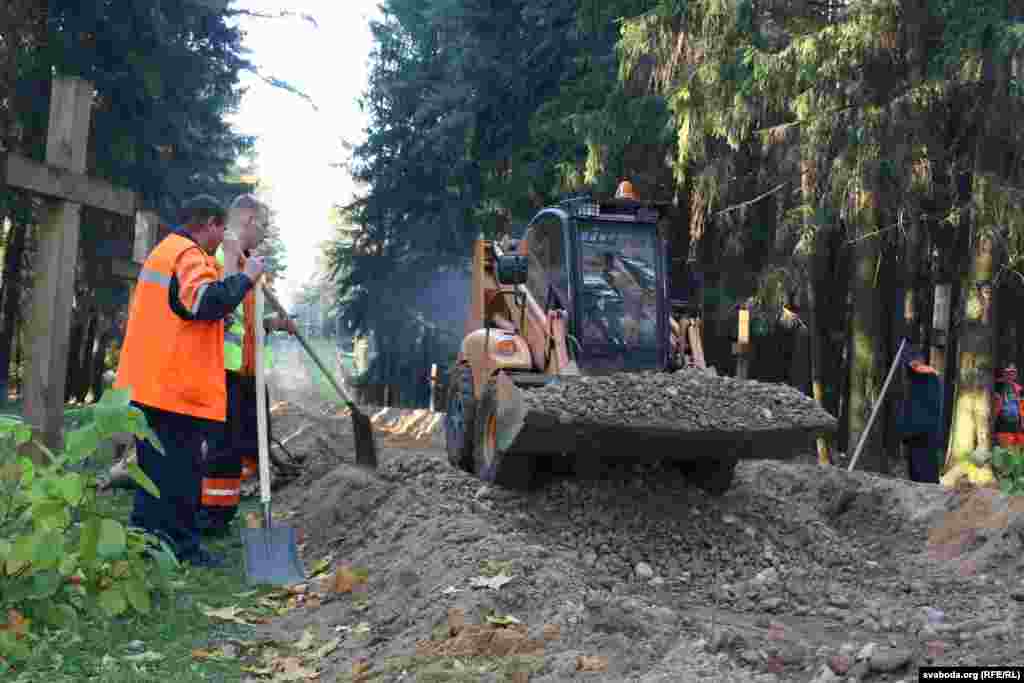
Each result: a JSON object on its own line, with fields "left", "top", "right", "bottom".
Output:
{"left": 115, "top": 233, "right": 227, "bottom": 421}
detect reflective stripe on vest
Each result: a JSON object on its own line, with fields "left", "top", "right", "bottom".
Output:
{"left": 114, "top": 234, "right": 227, "bottom": 421}
{"left": 216, "top": 246, "right": 246, "bottom": 371}
{"left": 200, "top": 477, "right": 241, "bottom": 507}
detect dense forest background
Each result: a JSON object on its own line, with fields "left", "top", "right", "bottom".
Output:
{"left": 0, "top": 0, "right": 292, "bottom": 408}
{"left": 4, "top": 0, "right": 1024, "bottom": 476}
{"left": 325, "top": 0, "right": 1024, "bottom": 474}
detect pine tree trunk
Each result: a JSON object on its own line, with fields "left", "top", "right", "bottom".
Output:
{"left": 0, "top": 220, "right": 27, "bottom": 406}
{"left": 948, "top": 226, "right": 997, "bottom": 462}
{"left": 801, "top": 157, "right": 833, "bottom": 464}
{"left": 846, "top": 181, "right": 886, "bottom": 469}
{"left": 948, "top": 44, "right": 1008, "bottom": 464}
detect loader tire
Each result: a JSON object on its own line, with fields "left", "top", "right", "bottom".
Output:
{"left": 687, "top": 457, "right": 738, "bottom": 496}
{"left": 445, "top": 364, "right": 476, "bottom": 472}
{"left": 473, "top": 379, "right": 536, "bottom": 490}
{"left": 673, "top": 441, "right": 747, "bottom": 496}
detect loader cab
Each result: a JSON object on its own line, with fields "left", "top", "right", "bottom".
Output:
{"left": 521, "top": 188, "right": 669, "bottom": 374}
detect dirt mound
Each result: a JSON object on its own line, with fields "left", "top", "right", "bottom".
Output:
{"left": 253, "top": 347, "right": 1023, "bottom": 681}
{"left": 251, "top": 428, "right": 1024, "bottom": 683}
{"left": 925, "top": 487, "right": 1024, "bottom": 573}
{"left": 521, "top": 370, "right": 836, "bottom": 432}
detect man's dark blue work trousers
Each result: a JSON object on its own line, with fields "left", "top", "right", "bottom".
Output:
{"left": 903, "top": 433, "right": 941, "bottom": 484}
{"left": 129, "top": 403, "right": 225, "bottom": 562}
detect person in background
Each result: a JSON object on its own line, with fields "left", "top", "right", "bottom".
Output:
{"left": 196, "top": 194, "right": 296, "bottom": 536}
{"left": 115, "top": 195, "right": 265, "bottom": 567}
{"left": 992, "top": 364, "right": 1024, "bottom": 448}
{"left": 895, "top": 347, "right": 943, "bottom": 484}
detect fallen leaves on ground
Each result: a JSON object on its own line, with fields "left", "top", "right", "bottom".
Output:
{"left": 200, "top": 604, "right": 268, "bottom": 626}
{"left": 294, "top": 628, "right": 317, "bottom": 651}
{"left": 576, "top": 655, "right": 608, "bottom": 672}
{"left": 0, "top": 609, "right": 29, "bottom": 638}
{"left": 470, "top": 573, "right": 516, "bottom": 590}
{"left": 307, "top": 555, "right": 334, "bottom": 578}
{"left": 270, "top": 655, "right": 319, "bottom": 681}
{"left": 221, "top": 629, "right": 343, "bottom": 682}
{"left": 416, "top": 612, "right": 546, "bottom": 658}
{"left": 330, "top": 564, "right": 369, "bottom": 594}
{"left": 122, "top": 651, "right": 165, "bottom": 663}
{"left": 191, "top": 647, "right": 232, "bottom": 662}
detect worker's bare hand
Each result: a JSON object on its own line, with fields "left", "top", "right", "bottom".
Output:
{"left": 278, "top": 316, "right": 298, "bottom": 335}
{"left": 244, "top": 255, "right": 265, "bottom": 282}
{"left": 222, "top": 219, "right": 242, "bottom": 252}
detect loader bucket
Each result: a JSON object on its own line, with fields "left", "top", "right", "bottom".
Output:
{"left": 473, "top": 371, "right": 837, "bottom": 491}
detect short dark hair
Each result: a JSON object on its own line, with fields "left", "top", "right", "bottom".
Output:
{"left": 230, "top": 193, "right": 263, "bottom": 211}
{"left": 179, "top": 195, "right": 226, "bottom": 229}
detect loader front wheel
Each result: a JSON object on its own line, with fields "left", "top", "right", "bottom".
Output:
{"left": 687, "top": 457, "right": 738, "bottom": 496}
{"left": 474, "top": 379, "right": 535, "bottom": 490}
{"left": 445, "top": 364, "right": 476, "bottom": 472}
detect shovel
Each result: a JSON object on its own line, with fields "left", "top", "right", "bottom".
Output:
{"left": 847, "top": 337, "right": 908, "bottom": 472}
{"left": 261, "top": 287, "right": 378, "bottom": 469}
{"left": 241, "top": 283, "right": 306, "bottom": 586}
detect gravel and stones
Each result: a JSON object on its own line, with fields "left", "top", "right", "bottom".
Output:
{"left": 521, "top": 370, "right": 837, "bottom": 433}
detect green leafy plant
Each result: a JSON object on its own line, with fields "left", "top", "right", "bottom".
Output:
{"left": 0, "top": 388, "right": 178, "bottom": 664}
{"left": 988, "top": 445, "right": 1024, "bottom": 496}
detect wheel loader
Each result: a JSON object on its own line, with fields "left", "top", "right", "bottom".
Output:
{"left": 445, "top": 181, "right": 834, "bottom": 493}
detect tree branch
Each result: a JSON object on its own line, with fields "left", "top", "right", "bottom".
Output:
{"left": 223, "top": 8, "right": 319, "bottom": 28}
{"left": 714, "top": 182, "right": 790, "bottom": 217}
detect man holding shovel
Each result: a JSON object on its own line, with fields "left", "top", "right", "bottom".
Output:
{"left": 115, "top": 195, "right": 265, "bottom": 567}
{"left": 196, "top": 194, "right": 296, "bottom": 536}
{"left": 895, "top": 347, "right": 944, "bottom": 483}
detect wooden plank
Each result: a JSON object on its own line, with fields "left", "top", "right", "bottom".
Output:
{"left": 735, "top": 308, "right": 750, "bottom": 379}
{"left": 22, "top": 76, "right": 94, "bottom": 453}
{"left": 4, "top": 152, "right": 137, "bottom": 216}
{"left": 930, "top": 282, "right": 952, "bottom": 375}
{"left": 133, "top": 210, "right": 160, "bottom": 263}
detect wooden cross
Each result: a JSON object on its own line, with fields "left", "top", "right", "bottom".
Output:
{"left": 1, "top": 75, "right": 157, "bottom": 452}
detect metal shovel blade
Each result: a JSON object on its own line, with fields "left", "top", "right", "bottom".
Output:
{"left": 240, "top": 526, "right": 306, "bottom": 586}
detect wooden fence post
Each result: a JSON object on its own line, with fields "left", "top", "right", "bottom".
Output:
{"left": 429, "top": 363, "right": 439, "bottom": 411}
{"left": 734, "top": 307, "right": 751, "bottom": 379}
{"left": 930, "top": 283, "right": 952, "bottom": 375}
{"left": 22, "top": 77, "right": 93, "bottom": 453}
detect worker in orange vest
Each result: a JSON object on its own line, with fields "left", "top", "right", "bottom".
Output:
{"left": 196, "top": 194, "right": 296, "bottom": 535}
{"left": 115, "top": 195, "right": 265, "bottom": 567}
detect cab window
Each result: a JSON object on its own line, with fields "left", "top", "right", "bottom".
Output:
{"left": 525, "top": 215, "right": 567, "bottom": 309}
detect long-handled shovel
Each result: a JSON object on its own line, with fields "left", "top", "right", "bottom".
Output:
{"left": 261, "top": 287, "right": 378, "bottom": 469}
{"left": 241, "top": 283, "right": 306, "bottom": 586}
{"left": 847, "top": 337, "right": 909, "bottom": 472}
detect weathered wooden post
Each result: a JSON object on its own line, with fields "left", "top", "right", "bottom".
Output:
{"left": 22, "top": 78, "right": 94, "bottom": 452}
{"left": 734, "top": 306, "right": 751, "bottom": 379}
{"left": 930, "top": 283, "right": 952, "bottom": 376}
{"left": 429, "top": 363, "right": 439, "bottom": 411}
{"left": 4, "top": 75, "right": 140, "bottom": 454}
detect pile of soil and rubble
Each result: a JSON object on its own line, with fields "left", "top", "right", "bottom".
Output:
{"left": 519, "top": 371, "right": 836, "bottom": 433}
{"left": 233, "top": 397, "right": 1024, "bottom": 683}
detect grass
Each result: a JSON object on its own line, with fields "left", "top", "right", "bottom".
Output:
{"left": 12, "top": 492, "right": 265, "bottom": 682}
{"left": 8, "top": 440, "right": 278, "bottom": 683}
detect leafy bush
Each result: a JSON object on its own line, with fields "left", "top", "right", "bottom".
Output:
{"left": 989, "top": 445, "right": 1024, "bottom": 496}
{"left": 0, "top": 389, "right": 178, "bottom": 664}
{"left": 970, "top": 445, "right": 1024, "bottom": 496}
